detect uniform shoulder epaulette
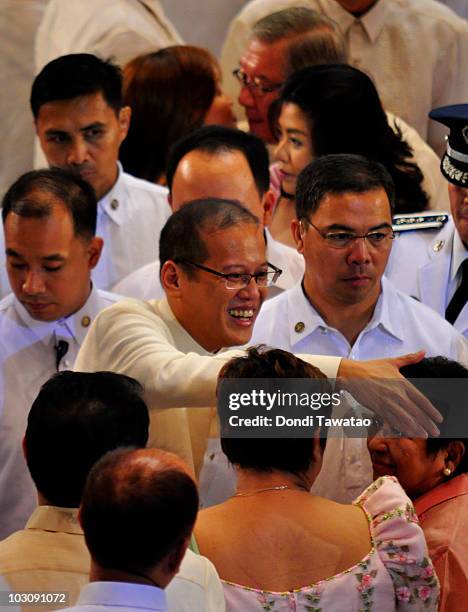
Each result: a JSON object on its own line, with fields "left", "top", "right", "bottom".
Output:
{"left": 392, "top": 212, "right": 449, "bottom": 233}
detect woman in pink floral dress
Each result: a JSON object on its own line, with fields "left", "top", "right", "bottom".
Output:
{"left": 194, "top": 347, "right": 439, "bottom": 611}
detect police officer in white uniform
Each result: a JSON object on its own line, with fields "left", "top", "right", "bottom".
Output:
{"left": 252, "top": 154, "right": 468, "bottom": 502}
{"left": 0, "top": 54, "right": 171, "bottom": 300}
{"left": 387, "top": 105, "right": 468, "bottom": 338}
{"left": 114, "top": 126, "right": 304, "bottom": 301}
{"left": 0, "top": 168, "right": 121, "bottom": 539}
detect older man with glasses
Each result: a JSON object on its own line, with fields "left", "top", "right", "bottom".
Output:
{"left": 252, "top": 154, "right": 468, "bottom": 503}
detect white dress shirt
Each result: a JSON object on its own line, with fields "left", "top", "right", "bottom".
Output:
{"left": 251, "top": 277, "right": 468, "bottom": 501}
{"left": 0, "top": 287, "right": 121, "bottom": 539}
{"left": 92, "top": 165, "right": 171, "bottom": 291}
{"left": 74, "top": 297, "right": 340, "bottom": 476}
{"left": 0, "top": 1, "right": 48, "bottom": 201}
{"left": 387, "top": 218, "right": 468, "bottom": 338}
{"left": 0, "top": 506, "right": 225, "bottom": 612}
{"left": 113, "top": 229, "right": 305, "bottom": 300}
{"left": 61, "top": 581, "right": 167, "bottom": 612}
{"left": 35, "top": 0, "right": 182, "bottom": 71}
{"left": 221, "top": 0, "right": 468, "bottom": 155}
{"left": 0, "top": 167, "right": 171, "bottom": 298}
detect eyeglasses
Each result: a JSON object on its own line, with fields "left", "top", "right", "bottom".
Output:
{"left": 367, "top": 416, "right": 404, "bottom": 438}
{"left": 232, "top": 68, "right": 283, "bottom": 96}
{"left": 176, "top": 259, "right": 282, "bottom": 289}
{"left": 302, "top": 219, "right": 395, "bottom": 249}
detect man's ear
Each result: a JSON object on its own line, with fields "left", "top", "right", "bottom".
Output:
{"left": 118, "top": 106, "right": 131, "bottom": 142}
{"left": 88, "top": 237, "right": 104, "bottom": 269}
{"left": 165, "top": 535, "right": 190, "bottom": 575}
{"left": 160, "top": 260, "right": 182, "bottom": 295}
{"left": 262, "top": 190, "right": 275, "bottom": 227}
{"left": 291, "top": 218, "right": 305, "bottom": 253}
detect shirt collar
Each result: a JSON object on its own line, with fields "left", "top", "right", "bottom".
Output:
{"left": 12, "top": 284, "right": 103, "bottom": 347}
{"left": 320, "top": 0, "right": 388, "bottom": 42}
{"left": 450, "top": 229, "right": 468, "bottom": 281}
{"left": 77, "top": 581, "right": 167, "bottom": 611}
{"left": 156, "top": 297, "right": 213, "bottom": 356}
{"left": 414, "top": 473, "right": 468, "bottom": 517}
{"left": 264, "top": 228, "right": 302, "bottom": 291}
{"left": 98, "top": 162, "right": 126, "bottom": 226}
{"left": 286, "top": 276, "right": 403, "bottom": 348}
{"left": 26, "top": 506, "right": 82, "bottom": 535}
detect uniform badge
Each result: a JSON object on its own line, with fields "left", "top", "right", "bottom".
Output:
{"left": 432, "top": 240, "right": 445, "bottom": 252}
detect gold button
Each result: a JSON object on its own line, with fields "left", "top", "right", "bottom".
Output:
{"left": 433, "top": 240, "right": 445, "bottom": 252}
{"left": 81, "top": 316, "right": 91, "bottom": 328}
{"left": 110, "top": 199, "right": 119, "bottom": 210}
{"left": 294, "top": 322, "right": 305, "bottom": 333}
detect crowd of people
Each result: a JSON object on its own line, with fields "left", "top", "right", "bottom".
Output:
{"left": 0, "top": 1, "right": 467, "bottom": 611}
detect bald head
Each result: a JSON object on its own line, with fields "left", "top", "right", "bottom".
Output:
{"left": 170, "top": 149, "right": 272, "bottom": 226}
{"left": 80, "top": 448, "right": 198, "bottom": 579}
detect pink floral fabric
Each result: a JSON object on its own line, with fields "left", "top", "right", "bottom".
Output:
{"left": 222, "top": 476, "right": 439, "bottom": 611}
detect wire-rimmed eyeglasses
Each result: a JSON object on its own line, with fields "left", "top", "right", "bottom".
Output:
{"left": 302, "top": 219, "right": 395, "bottom": 249}
{"left": 232, "top": 68, "right": 283, "bottom": 96}
{"left": 175, "top": 259, "right": 282, "bottom": 289}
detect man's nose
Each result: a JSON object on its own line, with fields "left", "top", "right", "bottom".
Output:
{"left": 238, "top": 276, "right": 261, "bottom": 299}
{"left": 347, "top": 237, "right": 371, "bottom": 264}
{"left": 66, "top": 138, "right": 89, "bottom": 166}
{"left": 22, "top": 270, "right": 46, "bottom": 295}
{"left": 238, "top": 84, "right": 256, "bottom": 109}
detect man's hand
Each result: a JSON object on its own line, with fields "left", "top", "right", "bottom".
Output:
{"left": 337, "top": 351, "right": 442, "bottom": 437}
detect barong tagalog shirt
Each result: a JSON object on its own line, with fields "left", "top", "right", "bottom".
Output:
{"left": 221, "top": 0, "right": 468, "bottom": 155}
{"left": 74, "top": 297, "right": 341, "bottom": 475}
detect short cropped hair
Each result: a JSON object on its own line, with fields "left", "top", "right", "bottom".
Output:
{"left": 253, "top": 7, "right": 333, "bottom": 43}
{"left": 30, "top": 53, "right": 123, "bottom": 118}
{"left": 296, "top": 154, "right": 395, "bottom": 220}
{"left": 159, "top": 198, "right": 260, "bottom": 279}
{"left": 2, "top": 168, "right": 98, "bottom": 240}
{"left": 80, "top": 448, "right": 198, "bottom": 574}
{"left": 284, "top": 17, "right": 348, "bottom": 75}
{"left": 400, "top": 357, "right": 468, "bottom": 477}
{"left": 25, "top": 372, "right": 149, "bottom": 507}
{"left": 253, "top": 7, "right": 348, "bottom": 73}
{"left": 166, "top": 125, "right": 270, "bottom": 197}
{"left": 220, "top": 346, "right": 332, "bottom": 474}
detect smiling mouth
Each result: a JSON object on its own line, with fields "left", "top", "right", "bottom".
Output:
{"left": 228, "top": 308, "right": 255, "bottom": 321}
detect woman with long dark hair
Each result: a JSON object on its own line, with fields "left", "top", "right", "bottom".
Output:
{"left": 270, "top": 64, "right": 430, "bottom": 247}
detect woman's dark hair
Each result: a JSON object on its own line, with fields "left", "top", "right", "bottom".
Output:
{"left": 119, "top": 45, "right": 219, "bottom": 184}
{"left": 219, "top": 346, "right": 332, "bottom": 475}
{"left": 400, "top": 357, "right": 468, "bottom": 477}
{"left": 278, "top": 64, "right": 429, "bottom": 214}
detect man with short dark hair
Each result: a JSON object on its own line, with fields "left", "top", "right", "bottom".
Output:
{"left": 114, "top": 126, "right": 304, "bottom": 300}
{"left": 221, "top": 0, "right": 468, "bottom": 155}
{"left": 0, "top": 168, "right": 121, "bottom": 537}
{"left": 252, "top": 153, "right": 468, "bottom": 501}
{"left": 76, "top": 196, "right": 441, "bottom": 505}
{"left": 0, "top": 373, "right": 224, "bottom": 611}
{"left": 0, "top": 53, "right": 172, "bottom": 297}
{"left": 70, "top": 448, "right": 199, "bottom": 612}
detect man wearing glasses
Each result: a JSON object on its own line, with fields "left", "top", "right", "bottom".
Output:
{"left": 252, "top": 154, "right": 468, "bottom": 502}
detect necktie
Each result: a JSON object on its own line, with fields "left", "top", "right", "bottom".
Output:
{"left": 445, "top": 259, "right": 468, "bottom": 324}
